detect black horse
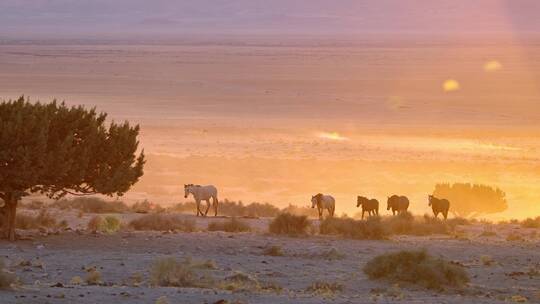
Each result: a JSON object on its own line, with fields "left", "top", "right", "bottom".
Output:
{"left": 387, "top": 195, "right": 409, "bottom": 215}
{"left": 428, "top": 195, "right": 450, "bottom": 220}
{"left": 356, "top": 196, "right": 379, "bottom": 219}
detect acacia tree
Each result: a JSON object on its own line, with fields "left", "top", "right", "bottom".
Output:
{"left": 0, "top": 97, "right": 145, "bottom": 240}
{"left": 433, "top": 183, "right": 507, "bottom": 218}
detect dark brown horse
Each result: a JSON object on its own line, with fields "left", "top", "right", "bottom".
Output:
{"left": 356, "top": 196, "right": 379, "bottom": 219}
{"left": 387, "top": 195, "right": 409, "bottom": 215}
{"left": 428, "top": 195, "right": 450, "bottom": 219}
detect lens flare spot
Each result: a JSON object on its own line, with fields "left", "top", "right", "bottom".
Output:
{"left": 484, "top": 60, "right": 502, "bottom": 72}
{"left": 317, "top": 132, "right": 348, "bottom": 141}
{"left": 443, "top": 79, "right": 460, "bottom": 92}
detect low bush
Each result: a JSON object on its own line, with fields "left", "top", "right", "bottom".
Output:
{"left": 363, "top": 250, "right": 469, "bottom": 290}
{"left": 385, "top": 213, "right": 452, "bottom": 236}
{"left": 320, "top": 217, "right": 387, "bottom": 240}
{"left": 51, "top": 197, "right": 129, "bottom": 213}
{"left": 87, "top": 215, "right": 121, "bottom": 234}
{"left": 268, "top": 213, "right": 311, "bottom": 236}
{"left": 0, "top": 259, "right": 16, "bottom": 289}
{"left": 281, "top": 204, "right": 319, "bottom": 218}
{"left": 208, "top": 218, "right": 250, "bottom": 232}
{"left": 85, "top": 269, "right": 102, "bottom": 285}
{"left": 20, "top": 200, "right": 46, "bottom": 210}
{"left": 15, "top": 209, "right": 57, "bottom": 230}
{"left": 221, "top": 271, "right": 260, "bottom": 291}
{"left": 131, "top": 199, "right": 165, "bottom": 214}
{"left": 150, "top": 257, "right": 213, "bottom": 288}
{"left": 169, "top": 200, "right": 281, "bottom": 218}
{"left": 263, "top": 245, "right": 284, "bottom": 256}
{"left": 129, "top": 214, "right": 196, "bottom": 232}
{"left": 521, "top": 217, "right": 540, "bottom": 228}
{"left": 506, "top": 233, "right": 524, "bottom": 242}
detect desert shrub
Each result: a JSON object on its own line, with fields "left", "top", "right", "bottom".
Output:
{"left": 363, "top": 250, "right": 469, "bottom": 290}
{"left": 521, "top": 217, "right": 540, "bottom": 228}
{"left": 129, "top": 214, "right": 196, "bottom": 232}
{"left": 480, "top": 255, "right": 496, "bottom": 266}
{"left": 15, "top": 209, "right": 57, "bottom": 229}
{"left": 306, "top": 281, "right": 343, "bottom": 295}
{"left": 446, "top": 217, "right": 470, "bottom": 226}
{"left": 0, "top": 259, "right": 16, "bottom": 289}
{"left": 263, "top": 245, "right": 284, "bottom": 256}
{"left": 319, "top": 217, "right": 387, "bottom": 240}
{"left": 479, "top": 230, "right": 497, "bottom": 237}
{"left": 131, "top": 199, "right": 165, "bottom": 214}
{"left": 269, "top": 213, "right": 311, "bottom": 236}
{"left": 170, "top": 200, "right": 280, "bottom": 218}
{"left": 88, "top": 215, "right": 121, "bottom": 233}
{"left": 208, "top": 218, "right": 250, "bottom": 232}
{"left": 506, "top": 233, "right": 524, "bottom": 242}
{"left": 221, "top": 271, "right": 260, "bottom": 291}
{"left": 85, "top": 269, "right": 102, "bottom": 285}
{"left": 150, "top": 257, "right": 213, "bottom": 288}
{"left": 51, "top": 197, "right": 129, "bottom": 213}
{"left": 155, "top": 296, "right": 169, "bottom": 304}
{"left": 385, "top": 213, "right": 452, "bottom": 236}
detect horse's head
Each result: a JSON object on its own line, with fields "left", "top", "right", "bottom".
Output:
{"left": 386, "top": 196, "right": 392, "bottom": 210}
{"left": 311, "top": 195, "right": 317, "bottom": 208}
{"left": 428, "top": 195, "right": 433, "bottom": 206}
{"left": 356, "top": 196, "right": 363, "bottom": 208}
{"left": 184, "top": 184, "right": 193, "bottom": 198}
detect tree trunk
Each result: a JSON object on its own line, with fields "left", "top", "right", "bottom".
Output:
{"left": 3, "top": 193, "right": 18, "bottom": 241}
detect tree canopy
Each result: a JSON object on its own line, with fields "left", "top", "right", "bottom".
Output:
{"left": 0, "top": 97, "right": 145, "bottom": 240}
{"left": 432, "top": 182, "right": 507, "bottom": 217}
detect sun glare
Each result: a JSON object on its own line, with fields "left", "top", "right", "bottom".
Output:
{"left": 443, "top": 79, "right": 460, "bottom": 92}
{"left": 484, "top": 60, "right": 503, "bottom": 72}
{"left": 317, "top": 132, "right": 348, "bottom": 141}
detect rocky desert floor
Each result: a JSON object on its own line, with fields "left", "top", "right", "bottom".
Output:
{"left": 0, "top": 210, "right": 539, "bottom": 304}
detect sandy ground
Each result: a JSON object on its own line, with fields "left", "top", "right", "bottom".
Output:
{"left": 0, "top": 210, "right": 539, "bottom": 304}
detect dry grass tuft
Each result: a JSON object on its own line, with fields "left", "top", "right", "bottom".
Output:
{"left": 51, "top": 197, "right": 129, "bottom": 213}
{"left": 155, "top": 296, "right": 169, "bottom": 304}
{"left": 268, "top": 213, "right": 311, "bottom": 236}
{"left": 363, "top": 250, "right": 469, "bottom": 291}
{"left": 221, "top": 271, "right": 260, "bottom": 291}
{"left": 16, "top": 209, "right": 57, "bottom": 229}
{"left": 0, "top": 259, "right": 17, "bottom": 289}
{"left": 263, "top": 245, "right": 284, "bottom": 257}
{"left": 85, "top": 269, "right": 102, "bottom": 285}
{"left": 87, "top": 215, "right": 121, "bottom": 234}
{"left": 385, "top": 213, "right": 452, "bottom": 236}
{"left": 480, "top": 255, "right": 496, "bottom": 266}
{"left": 506, "top": 233, "right": 524, "bottom": 242}
{"left": 306, "top": 281, "right": 343, "bottom": 295}
{"left": 129, "top": 214, "right": 196, "bottom": 232}
{"left": 150, "top": 257, "right": 214, "bottom": 287}
{"left": 208, "top": 218, "right": 251, "bottom": 232}
{"left": 479, "top": 230, "right": 497, "bottom": 237}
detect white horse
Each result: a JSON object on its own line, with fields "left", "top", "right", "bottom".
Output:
{"left": 184, "top": 184, "right": 219, "bottom": 216}
{"left": 311, "top": 193, "right": 335, "bottom": 220}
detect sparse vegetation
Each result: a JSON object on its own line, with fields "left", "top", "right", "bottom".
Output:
{"left": 15, "top": 209, "right": 57, "bottom": 230}
{"left": 385, "top": 213, "right": 452, "bottom": 236}
{"left": 521, "top": 216, "right": 540, "bottom": 228}
{"left": 129, "top": 214, "right": 196, "bottom": 232}
{"left": 363, "top": 250, "right": 469, "bottom": 290}
{"left": 208, "top": 218, "right": 251, "bottom": 232}
{"left": 480, "top": 255, "right": 496, "bottom": 266}
{"left": 320, "top": 216, "right": 387, "bottom": 239}
{"left": 52, "top": 197, "right": 130, "bottom": 213}
{"left": 306, "top": 281, "right": 343, "bottom": 295}
{"left": 268, "top": 213, "right": 311, "bottom": 236}
{"left": 0, "top": 259, "right": 17, "bottom": 289}
{"left": 479, "top": 230, "right": 497, "bottom": 237}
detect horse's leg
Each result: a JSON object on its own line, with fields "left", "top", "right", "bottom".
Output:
{"left": 196, "top": 199, "right": 201, "bottom": 216}
{"left": 213, "top": 196, "right": 218, "bottom": 216}
{"left": 361, "top": 210, "right": 365, "bottom": 220}
{"left": 318, "top": 208, "right": 323, "bottom": 220}
{"left": 443, "top": 211, "right": 448, "bottom": 220}
{"left": 204, "top": 199, "right": 210, "bottom": 216}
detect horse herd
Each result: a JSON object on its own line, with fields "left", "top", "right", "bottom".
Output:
{"left": 184, "top": 184, "right": 451, "bottom": 220}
